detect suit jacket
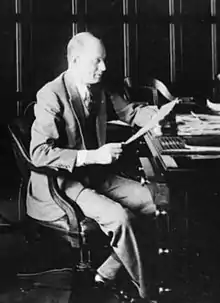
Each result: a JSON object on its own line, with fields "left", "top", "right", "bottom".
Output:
{"left": 26, "top": 71, "right": 157, "bottom": 221}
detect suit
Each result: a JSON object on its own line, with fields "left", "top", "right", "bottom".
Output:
{"left": 27, "top": 71, "right": 157, "bottom": 221}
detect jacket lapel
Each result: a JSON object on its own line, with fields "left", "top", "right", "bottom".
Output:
{"left": 96, "top": 90, "right": 107, "bottom": 146}
{"left": 63, "top": 73, "right": 86, "bottom": 131}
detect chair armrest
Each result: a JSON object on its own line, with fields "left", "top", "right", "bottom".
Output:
{"left": 48, "top": 175, "right": 84, "bottom": 234}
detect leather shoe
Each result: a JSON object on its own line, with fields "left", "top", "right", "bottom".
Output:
{"left": 94, "top": 273, "right": 114, "bottom": 289}
{"left": 114, "top": 287, "right": 157, "bottom": 303}
{"left": 94, "top": 273, "right": 135, "bottom": 301}
{"left": 94, "top": 273, "right": 157, "bottom": 303}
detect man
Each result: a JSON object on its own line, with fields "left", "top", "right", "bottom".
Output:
{"left": 27, "top": 32, "right": 159, "bottom": 302}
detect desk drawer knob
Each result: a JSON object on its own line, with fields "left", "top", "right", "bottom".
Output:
{"left": 156, "top": 209, "right": 167, "bottom": 216}
{"left": 158, "top": 248, "right": 170, "bottom": 254}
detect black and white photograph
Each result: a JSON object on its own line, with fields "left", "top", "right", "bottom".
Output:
{"left": 1, "top": 1, "right": 220, "bottom": 302}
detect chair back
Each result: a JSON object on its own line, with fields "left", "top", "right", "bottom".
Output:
{"left": 123, "top": 76, "right": 159, "bottom": 105}
{"left": 123, "top": 77, "right": 175, "bottom": 106}
{"left": 8, "top": 102, "right": 36, "bottom": 185}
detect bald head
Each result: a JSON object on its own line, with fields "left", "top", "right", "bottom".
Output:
{"left": 66, "top": 32, "right": 106, "bottom": 85}
{"left": 67, "top": 32, "right": 102, "bottom": 66}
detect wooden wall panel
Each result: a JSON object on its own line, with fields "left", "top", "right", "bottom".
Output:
{"left": 179, "top": 0, "right": 213, "bottom": 97}
{"left": 181, "top": 0, "right": 211, "bottom": 16}
{"left": 26, "top": 23, "right": 72, "bottom": 98}
{"left": 179, "top": 22, "right": 212, "bottom": 97}
{"left": 1, "top": 0, "right": 220, "bottom": 121}
{"left": 84, "top": 0, "right": 124, "bottom": 84}
{"left": 138, "top": 0, "right": 170, "bottom": 16}
{"left": 31, "top": 0, "right": 72, "bottom": 16}
{"left": 0, "top": 21, "right": 16, "bottom": 94}
{"left": 86, "top": 0, "right": 123, "bottom": 15}
{"left": 21, "top": 0, "right": 73, "bottom": 103}
{"left": 138, "top": 23, "right": 170, "bottom": 84}
{"left": 0, "top": 0, "right": 17, "bottom": 120}
{"left": 129, "top": 0, "right": 171, "bottom": 86}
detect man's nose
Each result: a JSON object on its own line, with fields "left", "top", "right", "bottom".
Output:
{"left": 99, "top": 60, "right": 106, "bottom": 71}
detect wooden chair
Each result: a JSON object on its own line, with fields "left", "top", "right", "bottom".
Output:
{"left": 8, "top": 102, "right": 109, "bottom": 286}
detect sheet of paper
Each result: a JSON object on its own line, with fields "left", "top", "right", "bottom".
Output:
{"left": 125, "top": 99, "right": 179, "bottom": 145}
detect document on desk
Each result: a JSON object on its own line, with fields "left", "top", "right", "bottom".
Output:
{"left": 125, "top": 99, "right": 179, "bottom": 145}
{"left": 176, "top": 113, "right": 220, "bottom": 136}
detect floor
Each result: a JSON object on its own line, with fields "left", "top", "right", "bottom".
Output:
{"left": 1, "top": 124, "right": 220, "bottom": 303}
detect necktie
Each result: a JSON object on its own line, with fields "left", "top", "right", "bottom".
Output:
{"left": 84, "top": 89, "right": 91, "bottom": 109}
{"left": 84, "top": 88, "right": 94, "bottom": 113}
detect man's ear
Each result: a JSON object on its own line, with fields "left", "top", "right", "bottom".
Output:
{"left": 69, "top": 55, "right": 78, "bottom": 68}
{"left": 73, "top": 56, "right": 78, "bottom": 62}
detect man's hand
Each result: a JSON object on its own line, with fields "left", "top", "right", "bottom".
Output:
{"left": 85, "top": 143, "right": 124, "bottom": 165}
{"left": 95, "top": 143, "right": 124, "bottom": 164}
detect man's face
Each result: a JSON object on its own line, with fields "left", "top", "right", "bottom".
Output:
{"left": 75, "top": 39, "right": 106, "bottom": 85}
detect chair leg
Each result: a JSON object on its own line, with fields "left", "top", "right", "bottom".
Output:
{"left": 71, "top": 245, "right": 94, "bottom": 294}
{"left": 77, "top": 246, "right": 92, "bottom": 272}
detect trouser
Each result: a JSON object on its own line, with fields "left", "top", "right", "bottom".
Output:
{"left": 65, "top": 173, "right": 156, "bottom": 298}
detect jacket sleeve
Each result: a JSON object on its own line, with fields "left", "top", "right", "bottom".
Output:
{"left": 30, "top": 87, "right": 78, "bottom": 173}
{"left": 109, "top": 93, "right": 158, "bottom": 128}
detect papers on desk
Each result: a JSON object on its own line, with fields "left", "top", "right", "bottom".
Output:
{"left": 176, "top": 113, "right": 220, "bottom": 136}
